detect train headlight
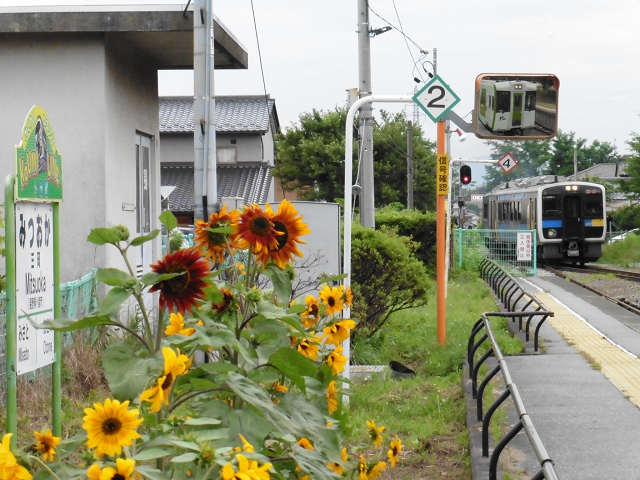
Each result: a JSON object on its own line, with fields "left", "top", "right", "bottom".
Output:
{"left": 572, "top": 185, "right": 578, "bottom": 191}
{"left": 565, "top": 186, "right": 571, "bottom": 191}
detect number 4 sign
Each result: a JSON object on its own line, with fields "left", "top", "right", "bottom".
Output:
{"left": 498, "top": 153, "right": 518, "bottom": 174}
{"left": 413, "top": 75, "right": 461, "bottom": 123}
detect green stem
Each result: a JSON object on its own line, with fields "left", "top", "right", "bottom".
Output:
{"left": 28, "top": 455, "right": 62, "bottom": 480}
{"left": 119, "top": 244, "right": 155, "bottom": 348}
{"left": 169, "top": 387, "right": 229, "bottom": 413}
{"left": 154, "top": 308, "right": 165, "bottom": 353}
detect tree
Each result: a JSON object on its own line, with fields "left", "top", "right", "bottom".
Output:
{"left": 619, "top": 131, "right": 640, "bottom": 203}
{"left": 274, "top": 108, "right": 437, "bottom": 210}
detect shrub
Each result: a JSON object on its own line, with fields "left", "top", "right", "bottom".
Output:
{"left": 611, "top": 204, "right": 640, "bottom": 231}
{"left": 375, "top": 206, "right": 437, "bottom": 272}
{"left": 351, "top": 223, "right": 433, "bottom": 338}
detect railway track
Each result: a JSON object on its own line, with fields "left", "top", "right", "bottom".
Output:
{"left": 544, "top": 264, "right": 640, "bottom": 316}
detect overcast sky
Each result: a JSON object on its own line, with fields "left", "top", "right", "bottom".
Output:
{"left": 6, "top": 0, "right": 640, "bottom": 182}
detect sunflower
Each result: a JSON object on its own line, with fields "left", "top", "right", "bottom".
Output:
{"left": 149, "top": 248, "right": 210, "bottom": 314}
{"left": 164, "top": 312, "right": 196, "bottom": 336}
{"left": 87, "top": 464, "right": 102, "bottom": 480}
{"left": 99, "top": 458, "right": 139, "bottom": 480}
{"left": 322, "top": 319, "right": 356, "bottom": 346}
{"left": 139, "top": 347, "right": 190, "bottom": 412}
{"left": 388, "top": 437, "right": 403, "bottom": 467}
{"left": 237, "top": 434, "right": 254, "bottom": 453}
{"left": 0, "top": 434, "right": 32, "bottom": 480}
{"left": 326, "top": 381, "right": 340, "bottom": 414}
{"left": 318, "top": 285, "right": 345, "bottom": 317}
{"left": 297, "top": 438, "right": 313, "bottom": 450}
{"left": 301, "top": 295, "right": 320, "bottom": 328}
{"left": 212, "top": 287, "right": 235, "bottom": 313}
{"left": 327, "top": 447, "right": 348, "bottom": 476}
{"left": 82, "top": 399, "right": 143, "bottom": 457}
{"left": 368, "top": 461, "right": 386, "bottom": 479}
{"left": 222, "top": 454, "right": 272, "bottom": 480}
{"left": 234, "top": 204, "right": 280, "bottom": 254}
{"left": 358, "top": 456, "right": 386, "bottom": 480}
{"left": 325, "top": 345, "right": 347, "bottom": 375}
{"left": 343, "top": 286, "right": 353, "bottom": 307}
{"left": 33, "top": 429, "right": 60, "bottom": 462}
{"left": 256, "top": 200, "right": 311, "bottom": 269}
{"left": 366, "top": 420, "right": 385, "bottom": 448}
{"left": 297, "top": 337, "right": 319, "bottom": 361}
{"left": 194, "top": 205, "right": 241, "bottom": 264}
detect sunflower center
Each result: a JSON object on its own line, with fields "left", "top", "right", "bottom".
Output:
{"left": 328, "top": 297, "right": 336, "bottom": 307}
{"left": 310, "top": 304, "right": 319, "bottom": 317}
{"left": 272, "top": 221, "right": 289, "bottom": 251}
{"left": 113, "top": 475, "right": 126, "bottom": 480}
{"left": 161, "top": 373, "right": 174, "bottom": 391}
{"left": 102, "top": 417, "right": 122, "bottom": 435}
{"left": 249, "top": 215, "right": 271, "bottom": 236}
{"left": 167, "top": 266, "right": 189, "bottom": 293}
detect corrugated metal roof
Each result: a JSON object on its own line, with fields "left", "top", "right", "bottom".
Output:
{"left": 161, "top": 164, "right": 272, "bottom": 212}
{"left": 567, "top": 163, "right": 627, "bottom": 181}
{"left": 159, "top": 96, "right": 278, "bottom": 134}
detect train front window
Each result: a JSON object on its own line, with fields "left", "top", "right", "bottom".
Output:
{"left": 542, "top": 196, "right": 559, "bottom": 217}
{"left": 496, "top": 91, "right": 510, "bottom": 112}
{"left": 525, "top": 91, "right": 536, "bottom": 111}
{"left": 585, "top": 201, "right": 603, "bottom": 216}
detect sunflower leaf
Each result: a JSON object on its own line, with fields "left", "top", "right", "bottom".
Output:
{"left": 159, "top": 210, "right": 179, "bottom": 231}
{"left": 136, "top": 465, "right": 173, "bottom": 480}
{"left": 318, "top": 273, "right": 348, "bottom": 285}
{"left": 31, "top": 314, "right": 118, "bottom": 331}
{"left": 139, "top": 271, "right": 183, "bottom": 286}
{"left": 268, "top": 347, "right": 317, "bottom": 393}
{"left": 203, "top": 225, "right": 234, "bottom": 234}
{"left": 133, "top": 448, "right": 173, "bottom": 461}
{"left": 96, "top": 268, "right": 136, "bottom": 287}
{"left": 261, "top": 264, "right": 292, "bottom": 303}
{"left": 103, "top": 343, "right": 162, "bottom": 401}
{"left": 87, "top": 227, "right": 121, "bottom": 245}
{"left": 99, "top": 286, "right": 133, "bottom": 315}
{"left": 130, "top": 229, "right": 160, "bottom": 247}
{"left": 170, "top": 452, "right": 198, "bottom": 463}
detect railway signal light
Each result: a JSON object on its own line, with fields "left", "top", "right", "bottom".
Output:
{"left": 460, "top": 165, "right": 472, "bottom": 185}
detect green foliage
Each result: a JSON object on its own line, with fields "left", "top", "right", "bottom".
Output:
{"left": 620, "top": 130, "right": 640, "bottom": 203}
{"left": 350, "top": 223, "right": 433, "bottom": 338}
{"left": 600, "top": 234, "right": 640, "bottom": 267}
{"left": 610, "top": 204, "right": 640, "bottom": 230}
{"left": 375, "top": 206, "right": 437, "bottom": 271}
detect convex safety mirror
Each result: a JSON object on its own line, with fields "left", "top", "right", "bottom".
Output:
{"left": 474, "top": 73, "right": 559, "bottom": 140}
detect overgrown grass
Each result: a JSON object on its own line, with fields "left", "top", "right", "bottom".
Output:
{"left": 346, "top": 272, "right": 522, "bottom": 478}
{"left": 599, "top": 235, "right": 640, "bottom": 267}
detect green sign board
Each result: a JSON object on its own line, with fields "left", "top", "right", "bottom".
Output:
{"left": 15, "top": 105, "right": 63, "bottom": 202}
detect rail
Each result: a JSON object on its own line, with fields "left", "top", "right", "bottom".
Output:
{"left": 479, "top": 258, "right": 553, "bottom": 352}
{"left": 468, "top": 312, "right": 559, "bottom": 480}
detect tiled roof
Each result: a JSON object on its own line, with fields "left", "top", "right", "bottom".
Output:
{"left": 161, "top": 164, "right": 272, "bottom": 212}
{"left": 159, "top": 96, "right": 278, "bottom": 134}
{"left": 567, "top": 163, "right": 627, "bottom": 181}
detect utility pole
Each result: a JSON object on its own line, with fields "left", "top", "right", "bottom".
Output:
{"left": 357, "top": 0, "right": 375, "bottom": 227}
{"left": 407, "top": 120, "right": 414, "bottom": 209}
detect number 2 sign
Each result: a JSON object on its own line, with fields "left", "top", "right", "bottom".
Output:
{"left": 413, "top": 75, "right": 461, "bottom": 123}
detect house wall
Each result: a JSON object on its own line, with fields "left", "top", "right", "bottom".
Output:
{"left": 0, "top": 33, "right": 108, "bottom": 283}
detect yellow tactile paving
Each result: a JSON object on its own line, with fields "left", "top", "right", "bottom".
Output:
{"left": 535, "top": 292, "right": 640, "bottom": 407}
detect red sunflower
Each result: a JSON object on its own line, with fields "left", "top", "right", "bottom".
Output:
{"left": 149, "top": 248, "right": 210, "bottom": 314}
{"left": 194, "top": 205, "right": 241, "bottom": 264}
{"left": 256, "top": 200, "right": 311, "bottom": 269}
{"left": 234, "top": 204, "right": 281, "bottom": 254}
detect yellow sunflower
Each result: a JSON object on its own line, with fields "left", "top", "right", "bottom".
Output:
{"left": 366, "top": 420, "right": 385, "bottom": 448}
{"left": 87, "top": 464, "right": 102, "bottom": 480}
{"left": 256, "top": 200, "right": 311, "bottom": 269}
{"left": 82, "top": 399, "right": 143, "bottom": 457}
{"left": 327, "top": 447, "right": 348, "bottom": 476}
{"left": 0, "top": 434, "right": 32, "bottom": 480}
{"left": 223, "top": 454, "right": 272, "bottom": 480}
{"left": 325, "top": 345, "right": 347, "bottom": 375}
{"left": 318, "top": 285, "right": 345, "bottom": 316}
{"left": 388, "top": 437, "right": 403, "bottom": 467}
{"left": 164, "top": 312, "right": 196, "bottom": 336}
{"left": 326, "top": 381, "right": 340, "bottom": 414}
{"left": 322, "top": 319, "right": 356, "bottom": 346}
{"left": 368, "top": 461, "right": 386, "bottom": 479}
{"left": 139, "top": 347, "right": 190, "bottom": 412}
{"left": 99, "top": 458, "right": 139, "bottom": 480}
{"left": 301, "top": 295, "right": 320, "bottom": 328}
{"left": 33, "top": 428, "right": 60, "bottom": 462}
{"left": 297, "top": 438, "right": 314, "bottom": 450}
{"left": 194, "top": 205, "right": 241, "bottom": 264}
{"left": 297, "top": 337, "right": 319, "bottom": 361}
{"left": 234, "top": 204, "right": 281, "bottom": 254}
{"left": 343, "top": 286, "right": 354, "bottom": 307}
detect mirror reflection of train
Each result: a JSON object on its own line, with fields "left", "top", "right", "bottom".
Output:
{"left": 477, "top": 79, "right": 537, "bottom": 136}
{"left": 482, "top": 175, "right": 607, "bottom": 266}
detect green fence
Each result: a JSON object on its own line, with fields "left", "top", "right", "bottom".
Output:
{"left": 453, "top": 228, "right": 537, "bottom": 276}
{"left": 0, "top": 269, "right": 98, "bottom": 404}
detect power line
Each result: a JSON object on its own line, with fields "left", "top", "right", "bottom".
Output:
{"left": 365, "top": 1, "right": 426, "bottom": 53}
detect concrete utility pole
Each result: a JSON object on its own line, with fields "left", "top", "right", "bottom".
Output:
{"left": 407, "top": 120, "right": 414, "bottom": 209}
{"left": 357, "top": 0, "right": 375, "bottom": 227}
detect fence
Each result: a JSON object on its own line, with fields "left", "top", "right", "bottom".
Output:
{"left": 0, "top": 269, "right": 98, "bottom": 403}
{"left": 454, "top": 228, "right": 537, "bottom": 276}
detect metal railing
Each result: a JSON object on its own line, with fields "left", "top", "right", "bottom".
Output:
{"left": 468, "top": 312, "right": 559, "bottom": 480}
{"left": 480, "top": 258, "right": 552, "bottom": 352}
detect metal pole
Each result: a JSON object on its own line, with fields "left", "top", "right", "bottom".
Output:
{"left": 203, "top": 0, "right": 217, "bottom": 217}
{"left": 357, "top": 0, "right": 375, "bottom": 227}
{"left": 5, "top": 175, "right": 17, "bottom": 446}
{"left": 437, "top": 121, "right": 446, "bottom": 345}
{"left": 407, "top": 120, "right": 414, "bottom": 209}
{"left": 573, "top": 149, "right": 578, "bottom": 179}
{"left": 52, "top": 202, "right": 61, "bottom": 436}
{"left": 193, "top": 0, "right": 206, "bottom": 222}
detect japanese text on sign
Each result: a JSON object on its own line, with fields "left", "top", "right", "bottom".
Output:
{"left": 437, "top": 153, "right": 450, "bottom": 195}
{"left": 517, "top": 232, "right": 532, "bottom": 261}
{"left": 15, "top": 202, "right": 54, "bottom": 375}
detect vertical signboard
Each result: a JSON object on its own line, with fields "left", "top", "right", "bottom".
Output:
{"left": 517, "top": 232, "right": 532, "bottom": 261}
{"left": 15, "top": 202, "right": 54, "bottom": 374}
{"left": 437, "top": 153, "right": 450, "bottom": 195}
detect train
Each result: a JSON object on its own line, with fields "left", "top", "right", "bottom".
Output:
{"left": 477, "top": 79, "right": 537, "bottom": 136}
{"left": 482, "top": 175, "right": 607, "bottom": 265}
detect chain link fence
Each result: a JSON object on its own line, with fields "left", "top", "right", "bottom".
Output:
{"left": 453, "top": 229, "right": 537, "bottom": 276}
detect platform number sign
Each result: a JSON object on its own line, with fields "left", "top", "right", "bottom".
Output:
{"left": 437, "top": 154, "right": 450, "bottom": 195}
{"left": 15, "top": 202, "right": 54, "bottom": 375}
{"left": 498, "top": 153, "right": 518, "bottom": 174}
{"left": 413, "top": 75, "right": 461, "bottom": 123}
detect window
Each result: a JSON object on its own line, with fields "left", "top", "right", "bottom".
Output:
{"left": 217, "top": 147, "right": 237, "bottom": 164}
{"left": 585, "top": 201, "right": 603, "bottom": 215}
{"left": 496, "top": 91, "right": 511, "bottom": 112}
{"left": 525, "top": 91, "right": 537, "bottom": 111}
{"left": 542, "top": 196, "right": 559, "bottom": 217}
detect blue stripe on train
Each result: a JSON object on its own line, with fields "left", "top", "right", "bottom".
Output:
{"left": 542, "top": 220, "right": 562, "bottom": 228}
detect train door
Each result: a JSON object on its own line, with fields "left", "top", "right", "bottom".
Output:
{"left": 512, "top": 92, "right": 523, "bottom": 126}
{"left": 563, "top": 195, "right": 583, "bottom": 238}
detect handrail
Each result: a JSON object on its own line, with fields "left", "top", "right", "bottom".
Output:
{"left": 479, "top": 258, "right": 553, "bottom": 351}
{"left": 468, "top": 312, "right": 560, "bottom": 480}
